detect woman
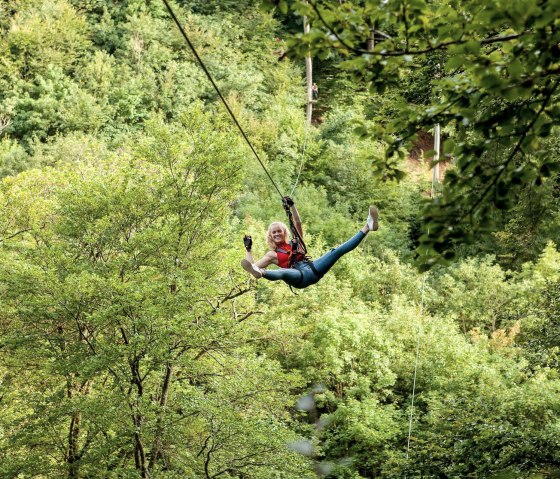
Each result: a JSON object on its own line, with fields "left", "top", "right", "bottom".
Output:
{"left": 241, "top": 200, "right": 378, "bottom": 289}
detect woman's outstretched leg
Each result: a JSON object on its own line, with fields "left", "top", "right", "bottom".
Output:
{"left": 241, "top": 259, "right": 303, "bottom": 286}
{"left": 260, "top": 267, "right": 303, "bottom": 286}
{"left": 313, "top": 205, "right": 378, "bottom": 276}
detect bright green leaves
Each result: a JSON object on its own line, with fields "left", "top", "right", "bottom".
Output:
{"left": 255, "top": 253, "right": 560, "bottom": 478}
{"left": 0, "top": 108, "right": 313, "bottom": 477}
{"left": 1, "top": 0, "right": 288, "bottom": 150}
{"left": 3, "top": 0, "right": 91, "bottom": 76}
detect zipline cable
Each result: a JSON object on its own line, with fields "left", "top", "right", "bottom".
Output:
{"left": 161, "top": 0, "right": 284, "bottom": 200}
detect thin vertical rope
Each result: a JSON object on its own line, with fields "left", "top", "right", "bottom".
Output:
{"left": 406, "top": 275, "right": 426, "bottom": 458}
{"left": 289, "top": 122, "right": 309, "bottom": 197}
{"left": 406, "top": 126, "right": 439, "bottom": 460}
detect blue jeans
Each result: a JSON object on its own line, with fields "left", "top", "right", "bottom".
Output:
{"left": 262, "top": 231, "right": 366, "bottom": 289}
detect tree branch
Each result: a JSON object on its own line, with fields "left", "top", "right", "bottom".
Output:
{"left": 306, "top": 2, "right": 524, "bottom": 58}
{"left": 236, "top": 311, "right": 264, "bottom": 323}
{"left": 0, "top": 228, "right": 33, "bottom": 244}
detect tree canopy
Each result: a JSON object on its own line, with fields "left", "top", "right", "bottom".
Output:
{"left": 0, "top": 1, "right": 560, "bottom": 478}
{"left": 272, "top": 0, "right": 560, "bottom": 268}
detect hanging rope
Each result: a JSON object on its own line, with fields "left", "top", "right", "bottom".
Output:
{"left": 161, "top": 0, "right": 284, "bottom": 200}
{"left": 289, "top": 122, "right": 310, "bottom": 197}
{"left": 406, "top": 123, "right": 441, "bottom": 461}
{"left": 406, "top": 275, "right": 425, "bottom": 459}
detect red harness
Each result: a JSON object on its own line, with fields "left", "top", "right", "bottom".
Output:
{"left": 275, "top": 242, "right": 305, "bottom": 268}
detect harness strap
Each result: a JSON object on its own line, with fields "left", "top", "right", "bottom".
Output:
{"left": 278, "top": 244, "right": 323, "bottom": 279}
{"left": 283, "top": 200, "right": 308, "bottom": 260}
{"left": 276, "top": 246, "right": 296, "bottom": 270}
{"left": 275, "top": 244, "right": 306, "bottom": 270}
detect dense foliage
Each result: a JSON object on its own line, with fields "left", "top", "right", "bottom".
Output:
{"left": 277, "top": 0, "right": 560, "bottom": 268}
{"left": 0, "top": 1, "right": 559, "bottom": 478}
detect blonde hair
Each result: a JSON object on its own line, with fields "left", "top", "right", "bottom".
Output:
{"left": 266, "top": 221, "right": 290, "bottom": 250}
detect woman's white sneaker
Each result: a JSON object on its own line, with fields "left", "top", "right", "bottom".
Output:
{"left": 367, "top": 205, "right": 379, "bottom": 231}
{"left": 241, "top": 259, "right": 263, "bottom": 279}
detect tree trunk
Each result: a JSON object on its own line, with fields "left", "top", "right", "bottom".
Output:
{"left": 432, "top": 123, "right": 441, "bottom": 187}
{"left": 66, "top": 379, "right": 91, "bottom": 479}
{"left": 148, "top": 363, "right": 173, "bottom": 471}
{"left": 68, "top": 410, "right": 81, "bottom": 479}
{"left": 130, "top": 357, "right": 149, "bottom": 478}
{"left": 368, "top": 25, "right": 375, "bottom": 52}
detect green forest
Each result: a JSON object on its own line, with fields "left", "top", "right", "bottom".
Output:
{"left": 1, "top": 0, "right": 560, "bottom": 477}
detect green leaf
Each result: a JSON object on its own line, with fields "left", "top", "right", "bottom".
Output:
{"left": 446, "top": 55, "right": 465, "bottom": 71}
{"left": 508, "top": 59, "right": 524, "bottom": 78}
{"left": 463, "top": 40, "right": 481, "bottom": 55}
{"left": 444, "top": 139, "right": 457, "bottom": 153}
{"left": 480, "top": 74, "right": 502, "bottom": 90}
{"left": 278, "top": 0, "right": 288, "bottom": 14}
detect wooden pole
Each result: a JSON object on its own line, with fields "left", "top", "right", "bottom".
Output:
{"left": 432, "top": 123, "right": 440, "bottom": 185}
{"left": 304, "top": 11, "right": 313, "bottom": 126}
{"left": 368, "top": 23, "right": 375, "bottom": 52}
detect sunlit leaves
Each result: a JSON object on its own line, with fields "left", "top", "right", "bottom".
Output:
{"left": 0, "top": 109, "right": 312, "bottom": 476}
